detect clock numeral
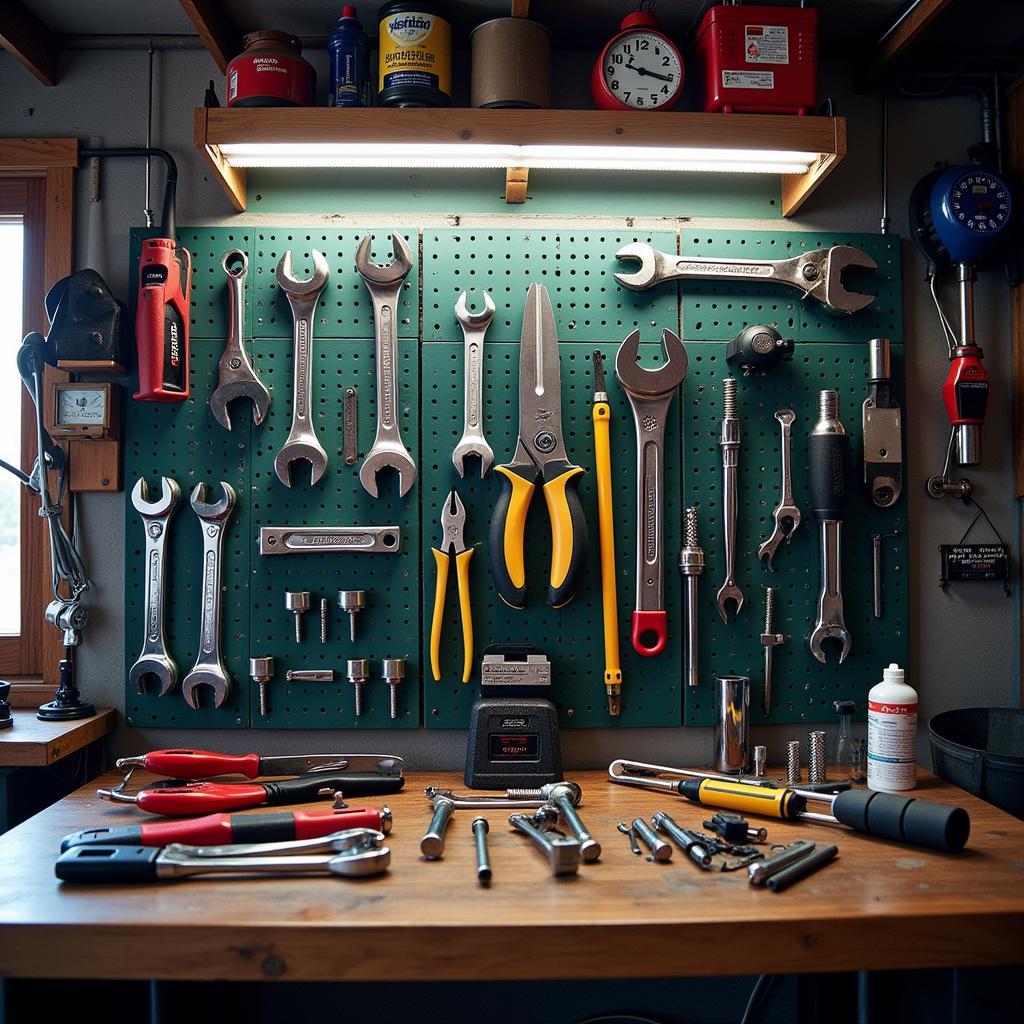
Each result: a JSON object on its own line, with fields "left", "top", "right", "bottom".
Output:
{"left": 638, "top": 39, "right": 649, "bottom": 50}
{"left": 610, "top": 79, "right": 620, "bottom": 91}
{"left": 623, "top": 91, "right": 631, "bottom": 102}
{"left": 662, "top": 56, "right": 671, "bottom": 66}
{"left": 611, "top": 53, "right": 624, "bottom": 64}
{"left": 623, "top": 43, "right": 632, "bottom": 54}
{"left": 636, "top": 96, "right": 644, "bottom": 106}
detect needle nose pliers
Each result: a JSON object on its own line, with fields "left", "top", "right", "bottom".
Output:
{"left": 430, "top": 490, "right": 474, "bottom": 683}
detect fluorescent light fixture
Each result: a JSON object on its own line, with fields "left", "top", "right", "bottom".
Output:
{"left": 217, "top": 141, "right": 818, "bottom": 175}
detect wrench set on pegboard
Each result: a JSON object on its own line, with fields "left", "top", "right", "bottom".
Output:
{"left": 124, "top": 226, "right": 906, "bottom": 730}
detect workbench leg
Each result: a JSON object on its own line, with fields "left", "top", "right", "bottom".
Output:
{"left": 0, "top": 768, "right": 15, "bottom": 834}
{"left": 857, "top": 970, "right": 873, "bottom": 1024}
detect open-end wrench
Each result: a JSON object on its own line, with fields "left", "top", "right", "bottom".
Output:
{"left": 614, "top": 328, "right": 688, "bottom": 657}
{"left": 807, "top": 391, "right": 852, "bottom": 663}
{"left": 716, "top": 378, "right": 743, "bottom": 624}
{"left": 209, "top": 250, "right": 270, "bottom": 431}
{"left": 356, "top": 233, "right": 416, "bottom": 498}
{"left": 452, "top": 290, "right": 495, "bottom": 478}
{"left": 615, "top": 243, "right": 878, "bottom": 316}
{"left": 758, "top": 409, "right": 801, "bottom": 571}
{"left": 128, "top": 476, "right": 181, "bottom": 697}
{"left": 181, "top": 482, "right": 236, "bottom": 710}
{"left": 274, "top": 250, "right": 330, "bottom": 487}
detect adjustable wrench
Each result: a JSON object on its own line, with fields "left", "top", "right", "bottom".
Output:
{"left": 181, "top": 482, "right": 236, "bottom": 709}
{"left": 274, "top": 251, "right": 330, "bottom": 487}
{"left": 614, "top": 243, "right": 878, "bottom": 316}
{"left": 128, "top": 476, "right": 181, "bottom": 697}
{"left": 356, "top": 233, "right": 416, "bottom": 498}
{"left": 209, "top": 250, "right": 270, "bottom": 431}
{"left": 452, "top": 290, "right": 495, "bottom": 478}
{"left": 807, "top": 391, "right": 852, "bottom": 663}
{"left": 614, "top": 328, "right": 688, "bottom": 657}
{"left": 758, "top": 409, "right": 801, "bottom": 571}
{"left": 716, "top": 378, "right": 743, "bottom": 623}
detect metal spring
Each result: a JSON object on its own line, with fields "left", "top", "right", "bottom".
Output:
{"left": 723, "top": 377, "right": 738, "bottom": 419}
{"left": 684, "top": 506, "right": 698, "bottom": 547}
{"left": 320, "top": 598, "right": 328, "bottom": 644}
{"left": 764, "top": 586, "right": 776, "bottom": 632}
{"left": 786, "top": 740, "right": 801, "bottom": 785}
{"left": 819, "top": 389, "right": 839, "bottom": 420}
{"left": 808, "top": 731, "right": 827, "bottom": 783}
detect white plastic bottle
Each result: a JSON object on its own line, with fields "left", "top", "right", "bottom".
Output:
{"left": 867, "top": 663, "right": 918, "bottom": 792}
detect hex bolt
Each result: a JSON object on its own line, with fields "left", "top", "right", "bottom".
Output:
{"left": 547, "top": 782, "right": 601, "bottom": 863}
{"left": 285, "top": 590, "right": 311, "bottom": 643}
{"left": 632, "top": 816, "right": 673, "bottom": 862}
{"left": 421, "top": 795, "right": 454, "bottom": 859}
{"left": 346, "top": 657, "right": 369, "bottom": 717}
{"left": 471, "top": 817, "right": 492, "bottom": 885}
{"left": 285, "top": 669, "right": 334, "bottom": 683}
{"left": 320, "top": 597, "right": 329, "bottom": 644}
{"left": 337, "top": 589, "right": 366, "bottom": 641}
{"left": 508, "top": 813, "right": 581, "bottom": 876}
{"left": 382, "top": 658, "right": 405, "bottom": 720}
{"left": 249, "top": 656, "right": 275, "bottom": 717}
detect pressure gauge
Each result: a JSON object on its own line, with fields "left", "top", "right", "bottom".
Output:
{"left": 591, "top": 10, "right": 684, "bottom": 112}
{"left": 930, "top": 166, "right": 1013, "bottom": 263}
{"left": 49, "top": 382, "right": 118, "bottom": 438}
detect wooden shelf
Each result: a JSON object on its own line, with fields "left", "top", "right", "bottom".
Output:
{"left": 0, "top": 708, "right": 115, "bottom": 767}
{"left": 194, "top": 107, "right": 846, "bottom": 216}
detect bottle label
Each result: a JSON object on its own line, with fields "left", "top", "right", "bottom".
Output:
{"left": 867, "top": 701, "right": 918, "bottom": 789}
{"left": 378, "top": 11, "right": 451, "bottom": 97}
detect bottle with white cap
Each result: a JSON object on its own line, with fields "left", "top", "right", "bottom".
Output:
{"left": 867, "top": 662, "right": 918, "bottom": 792}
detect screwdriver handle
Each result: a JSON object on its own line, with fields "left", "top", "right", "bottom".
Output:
{"left": 540, "top": 458, "right": 587, "bottom": 608}
{"left": 593, "top": 398, "right": 622, "bottom": 692}
{"left": 489, "top": 464, "right": 536, "bottom": 608}
{"left": 139, "top": 749, "right": 262, "bottom": 780}
{"left": 809, "top": 392, "right": 849, "bottom": 520}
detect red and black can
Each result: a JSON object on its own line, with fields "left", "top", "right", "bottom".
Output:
{"left": 227, "top": 31, "right": 315, "bottom": 107}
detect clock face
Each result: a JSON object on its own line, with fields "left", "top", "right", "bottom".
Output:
{"left": 947, "top": 172, "right": 1011, "bottom": 234}
{"left": 57, "top": 388, "right": 106, "bottom": 426}
{"left": 602, "top": 31, "right": 682, "bottom": 110}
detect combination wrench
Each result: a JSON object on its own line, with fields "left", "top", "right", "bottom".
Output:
{"left": 274, "top": 250, "right": 330, "bottom": 487}
{"left": 757, "top": 409, "right": 801, "bottom": 571}
{"left": 209, "top": 250, "right": 270, "bottom": 431}
{"left": 181, "top": 482, "right": 236, "bottom": 710}
{"left": 356, "top": 233, "right": 416, "bottom": 498}
{"left": 716, "top": 378, "right": 743, "bottom": 623}
{"left": 452, "top": 290, "right": 495, "bottom": 478}
{"left": 128, "top": 476, "right": 181, "bottom": 697}
{"left": 614, "top": 328, "right": 688, "bottom": 657}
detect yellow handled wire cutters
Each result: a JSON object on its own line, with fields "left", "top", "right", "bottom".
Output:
{"left": 430, "top": 489, "right": 474, "bottom": 683}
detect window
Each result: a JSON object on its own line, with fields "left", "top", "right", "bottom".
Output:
{"left": 0, "top": 219, "right": 23, "bottom": 636}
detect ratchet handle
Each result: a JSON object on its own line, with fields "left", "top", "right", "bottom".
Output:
{"left": 832, "top": 789, "right": 970, "bottom": 852}
{"left": 140, "top": 749, "right": 261, "bottom": 780}
{"left": 56, "top": 845, "right": 162, "bottom": 884}
{"left": 489, "top": 464, "right": 536, "bottom": 608}
{"left": 541, "top": 459, "right": 587, "bottom": 608}
{"left": 631, "top": 610, "right": 667, "bottom": 658}
{"left": 808, "top": 431, "right": 849, "bottom": 520}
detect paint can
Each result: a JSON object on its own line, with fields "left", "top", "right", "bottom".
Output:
{"left": 470, "top": 17, "right": 551, "bottom": 108}
{"left": 377, "top": 3, "right": 452, "bottom": 107}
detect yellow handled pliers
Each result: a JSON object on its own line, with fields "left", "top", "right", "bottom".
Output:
{"left": 430, "top": 490, "right": 474, "bottom": 683}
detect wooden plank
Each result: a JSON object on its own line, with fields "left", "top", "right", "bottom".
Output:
{"left": 0, "top": 139, "right": 78, "bottom": 171}
{"left": 178, "top": 0, "right": 240, "bottom": 74}
{"left": 68, "top": 440, "right": 121, "bottom": 493}
{"left": 874, "top": 0, "right": 954, "bottom": 70}
{"left": 505, "top": 166, "right": 528, "bottom": 203}
{"left": 0, "top": 1, "right": 57, "bottom": 86}
{"left": 193, "top": 107, "right": 246, "bottom": 211}
{"left": 0, "top": 770, "right": 1021, "bottom": 981}
{"left": 0, "top": 708, "right": 114, "bottom": 767}
{"left": 780, "top": 117, "right": 847, "bottom": 216}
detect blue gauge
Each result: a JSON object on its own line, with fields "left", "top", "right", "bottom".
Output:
{"left": 930, "top": 166, "right": 1012, "bottom": 262}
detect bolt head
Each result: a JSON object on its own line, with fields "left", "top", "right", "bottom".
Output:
{"left": 286, "top": 591, "right": 311, "bottom": 612}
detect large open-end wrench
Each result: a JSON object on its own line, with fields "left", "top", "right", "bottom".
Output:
{"left": 452, "top": 290, "right": 495, "bottom": 478}
{"left": 758, "top": 409, "right": 801, "bottom": 571}
{"left": 615, "top": 243, "right": 878, "bottom": 316}
{"left": 181, "top": 482, "right": 236, "bottom": 710}
{"left": 614, "top": 328, "right": 688, "bottom": 657}
{"left": 274, "top": 251, "right": 330, "bottom": 487}
{"left": 356, "top": 233, "right": 416, "bottom": 498}
{"left": 128, "top": 476, "right": 181, "bottom": 696}
{"left": 209, "top": 250, "right": 270, "bottom": 431}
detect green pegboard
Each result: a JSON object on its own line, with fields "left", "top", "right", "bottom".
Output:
{"left": 422, "top": 230, "right": 679, "bottom": 342}
{"left": 683, "top": 343, "right": 908, "bottom": 727}
{"left": 680, "top": 230, "right": 902, "bottom": 344}
{"left": 421, "top": 340, "right": 683, "bottom": 730}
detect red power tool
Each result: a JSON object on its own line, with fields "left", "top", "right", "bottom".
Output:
{"left": 943, "top": 341, "right": 989, "bottom": 467}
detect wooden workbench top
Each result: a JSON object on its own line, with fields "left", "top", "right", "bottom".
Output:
{"left": 0, "top": 769, "right": 1021, "bottom": 982}
{"left": 0, "top": 709, "right": 115, "bottom": 767}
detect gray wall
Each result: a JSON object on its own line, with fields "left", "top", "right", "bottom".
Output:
{"left": 0, "top": 46, "right": 1017, "bottom": 767}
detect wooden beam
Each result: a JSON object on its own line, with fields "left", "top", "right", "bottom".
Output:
{"left": 178, "top": 0, "right": 241, "bottom": 74}
{"left": 505, "top": 166, "right": 528, "bottom": 203}
{"left": 0, "top": 139, "right": 78, "bottom": 172}
{"left": 872, "top": 0, "right": 954, "bottom": 74}
{"left": 193, "top": 107, "right": 247, "bottom": 211}
{"left": 0, "top": 1, "right": 57, "bottom": 86}
{"left": 780, "top": 118, "right": 847, "bottom": 216}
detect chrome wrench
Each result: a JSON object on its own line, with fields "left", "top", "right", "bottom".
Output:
{"left": 181, "top": 482, "right": 236, "bottom": 710}
{"left": 757, "top": 409, "right": 801, "bottom": 571}
{"left": 274, "top": 250, "right": 330, "bottom": 487}
{"left": 452, "top": 290, "right": 495, "bottom": 478}
{"left": 128, "top": 476, "right": 181, "bottom": 696}
{"left": 209, "top": 250, "right": 270, "bottom": 431}
{"left": 716, "top": 378, "right": 743, "bottom": 623}
{"left": 614, "top": 328, "right": 688, "bottom": 657}
{"left": 356, "top": 233, "right": 416, "bottom": 497}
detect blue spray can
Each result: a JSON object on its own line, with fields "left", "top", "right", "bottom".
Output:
{"left": 329, "top": 5, "right": 371, "bottom": 107}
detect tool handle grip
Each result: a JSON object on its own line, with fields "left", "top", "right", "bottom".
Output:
{"left": 454, "top": 548, "right": 475, "bottom": 682}
{"left": 831, "top": 789, "right": 970, "bottom": 852}
{"left": 681, "top": 778, "right": 798, "bottom": 820}
{"left": 429, "top": 548, "right": 450, "bottom": 681}
{"left": 136, "top": 783, "right": 268, "bottom": 816}
{"left": 262, "top": 772, "right": 405, "bottom": 806}
{"left": 134, "top": 238, "right": 190, "bottom": 403}
{"left": 56, "top": 846, "right": 162, "bottom": 884}
{"left": 808, "top": 431, "right": 849, "bottom": 520}
{"left": 61, "top": 825, "right": 144, "bottom": 852}
{"left": 631, "top": 610, "right": 667, "bottom": 657}
{"left": 489, "top": 465, "right": 535, "bottom": 608}
{"left": 593, "top": 402, "right": 622, "bottom": 683}
{"left": 142, "top": 749, "right": 262, "bottom": 780}
{"left": 541, "top": 460, "right": 587, "bottom": 608}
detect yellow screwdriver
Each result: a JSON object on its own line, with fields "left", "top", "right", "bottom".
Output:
{"left": 592, "top": 351, "right": 621, "bottom": 716}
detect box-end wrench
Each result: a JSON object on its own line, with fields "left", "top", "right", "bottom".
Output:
{"left": 716, "top": 378, "right": 743, "bottom": 624}
{"left": 209, "top": 250, "right": 270, "bottom": 431}
{"left": 274, "top": 250, "right": 330, "bottom": 488}
{"left": 807, "top": 391, "right": 852, "bottom": 663}
{"left": 128, "top": 476, "right": 181, "bottom": 697}
{"left": 452, "top": 290, "right": 495, "bottom": 478}
{"left": 181, "top": 482, "right": 236, "bottom": 710}
{"left": 758, "top": 409, "right": 801, "bottom": 571}
{"left": 356, "top": 233, "right": 416, "bottom": 498}
{"left": 614, "top": 328, "right": 688, "bottom": 657}
{"left": 614, "top": 243, "right": 878, "bottom": 316}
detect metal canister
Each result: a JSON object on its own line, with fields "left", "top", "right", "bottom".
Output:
{"left": 714, "top": 675, "right": 751, "bottom": 774}
{"left": 227, "top": 31, "right": 315, "bottom": 107}
{"left": 377, "top": 2, "right": 451, "bottom": 107}
{"left": 470, "top": 17, "right": 551, "bottom": 109}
